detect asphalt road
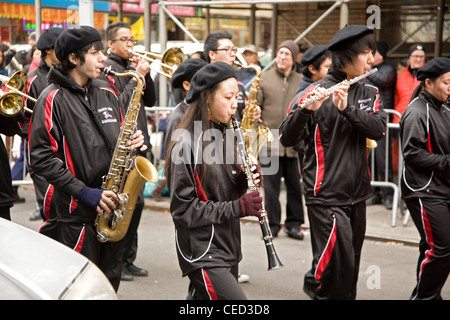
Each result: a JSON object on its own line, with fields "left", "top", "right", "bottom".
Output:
{"left": 10, "top": 186, "right": 450, "bottom": 302}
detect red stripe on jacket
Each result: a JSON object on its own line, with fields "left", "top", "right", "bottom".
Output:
{"left": 44, "top": 89, "right": 59, "bottom": 153}
{"left": 314, "top": 125, "right": 325, "bottom": 196}
{"left": 194, "top": 168, "right": 208, "bottom": 201}
{"left": 101, "top": 86, "right": 118, "bottom": 100}
{"left": 63, "top": 136, "right": 78, "bottom": 213}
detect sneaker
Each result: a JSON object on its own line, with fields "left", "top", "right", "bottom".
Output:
{"left": 29, "top": 210, "right": 43, "bottom": 221}
{"left": 126, "top": 263, "right": 148, "bottom": 277}
{"left": 284, "top": 228, "right": 304, "bottom": 240}
{"left": 238, "top": 273, "right": 250, "bottom": 283}
{"left": 121, "top": 266, "right": 134, "bottom": 281}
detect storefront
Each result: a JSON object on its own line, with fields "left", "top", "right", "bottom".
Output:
{"left": 109, "top": 0, "right": 271, "bottom": 49}
{"left": 0, "top": 0, "right": 109, "bottom": 44}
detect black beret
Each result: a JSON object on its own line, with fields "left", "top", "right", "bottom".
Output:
{"left": 186, "top": 62, "right": 236, "bottom": 103}
{"left": 36, "top": 27, "right": 64, "bottom": 51}
{"left": 55, "top": 26, "right": 102, "bottom": 61}
{"left": 301, "top": 45, "right": 329, "bottom": 65}
{"left": 417, "top": 57, "right": 450, "bottom": 81}
{"left": 328, "top": 25, "right": 373, "bottom": 51}
{"left": 171, "top": 59, "right": 207, "bottom": 89}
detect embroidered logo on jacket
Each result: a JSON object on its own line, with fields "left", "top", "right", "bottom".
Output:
{"left": 98, "top": 107, "right": 118, "bottom": 124}
{"left": 358, "top": 98, "right": 372, "bottom": 111}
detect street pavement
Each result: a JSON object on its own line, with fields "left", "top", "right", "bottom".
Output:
{"left": 9, "top": 184, "right": 450, "bottom": 301}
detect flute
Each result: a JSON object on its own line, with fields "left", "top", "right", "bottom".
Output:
{"left": 298, "top": 68, "right": 379, "bottom": 149}
{"left": 298, "top": 68, "right": 378, "bottom": 110}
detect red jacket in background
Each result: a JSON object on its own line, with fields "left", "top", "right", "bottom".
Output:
{"left": 393, "top": 65, "right": 423, "bottom": 123}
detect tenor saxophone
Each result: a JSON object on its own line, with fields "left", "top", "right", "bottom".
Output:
{"left": 232, "top": 115, "right": 284, "bottom": 271}
{"left": 95, "top": 67, "right": 159, "bottom": 243}
{"left": 238, "top": 63, "right": 273, "bottom": 160}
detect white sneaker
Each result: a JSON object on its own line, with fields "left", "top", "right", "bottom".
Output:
{"left": 238, "top": 273, "right": 250, "bottom": 283}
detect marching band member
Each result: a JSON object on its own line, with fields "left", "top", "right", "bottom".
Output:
{"left": 165, "top": 62, "right": 262, "bottom": 300}
{"left": 400, "top": 57, "right": 450, "bottom": 300}
{"left": 279, "top": 25, "right": 386, "bottom": 299}
{"left": 29, "top": 26, "right": 146, "bottom": 291}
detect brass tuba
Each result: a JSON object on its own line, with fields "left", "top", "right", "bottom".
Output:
{"left": 96, "top": 67, "right": 159, "bottom": 243}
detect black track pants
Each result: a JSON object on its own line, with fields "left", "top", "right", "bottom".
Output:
{"left": 304, "top": 201, "right": 366, "bottom": 299}
{"left": 405, "top": 197, "right": 450, "bottom": 300}
{"left": 188, "top": 265, "right": 247, "bottom": 300}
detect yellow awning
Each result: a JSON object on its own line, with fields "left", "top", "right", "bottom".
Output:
{"left": 131, "top": 16, "right": 145, "bottom": 41}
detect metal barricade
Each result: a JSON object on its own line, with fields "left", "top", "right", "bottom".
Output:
{"left": 369, "top": 109, "right": 409, "bottom": 227}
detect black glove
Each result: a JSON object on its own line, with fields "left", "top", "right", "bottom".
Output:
{"left": 238, "top": 190, "right": 263, "bottom": 218}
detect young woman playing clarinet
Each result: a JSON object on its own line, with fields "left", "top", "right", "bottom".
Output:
{"left": 165, "top": 62, "right": 263, "bottom": 300}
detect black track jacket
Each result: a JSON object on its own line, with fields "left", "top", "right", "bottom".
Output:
{"left": 279, "top": 71, "right": 387, "bottom": 206}
{"left": 167, "top": 121, "right": 247, "bottom": 276}
{"left": 29, "top": 67, "right": 123, "bottom": 223}
{"left": 400, "top": 91, "right": 450, "bottom": 199}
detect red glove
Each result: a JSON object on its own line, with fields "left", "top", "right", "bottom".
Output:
{"left": 238, "top": 190, "right": 263, "bottom": 218}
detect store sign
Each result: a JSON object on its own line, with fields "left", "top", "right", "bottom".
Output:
{"left": 0, "top": 3, "right": 35, "bottom": 19}
{"left": 111, "top": 0, "right": 195, "bottom": 17}
{"left": 0, "top": 3, "right": 107, "bottom": 31}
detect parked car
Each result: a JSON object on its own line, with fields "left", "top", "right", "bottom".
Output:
{"left": 0, "top": 218, "right": 117, "bottom": 300}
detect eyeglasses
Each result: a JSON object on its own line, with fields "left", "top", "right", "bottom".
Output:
{"left": 111, "top": 37, "right": 137, "bottom": 45}
{"left": 215, "top": 47, "right": 237, "bottom": 55}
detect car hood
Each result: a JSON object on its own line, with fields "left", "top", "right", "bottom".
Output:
{"left": 0, "top": 219, "right": 111, "bottom": 299}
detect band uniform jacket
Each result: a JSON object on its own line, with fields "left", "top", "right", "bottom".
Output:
{"left": 279, "top": 70, "right": 387, "bottom": 206}
{"left": 167, "top": 120, "right": 247, "bottom": 276}
{"left": 400, "top": 90, "right": 450, "bottom": 200}
{"left": 103, "top": 52, "right": 155, "bottom": 157}
{"left": 29, "top": 67, "right": 123, "bottom": 224}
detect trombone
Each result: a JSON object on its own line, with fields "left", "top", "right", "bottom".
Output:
{"left": 0, "top": 71, "right": 36, "bottom": 117}
{"left": 128, "top": 47, "right": 185, "bottom": 78}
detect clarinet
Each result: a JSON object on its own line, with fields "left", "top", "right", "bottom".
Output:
{"left": 231, "top": 116, "right": 284, "bottom": 271}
